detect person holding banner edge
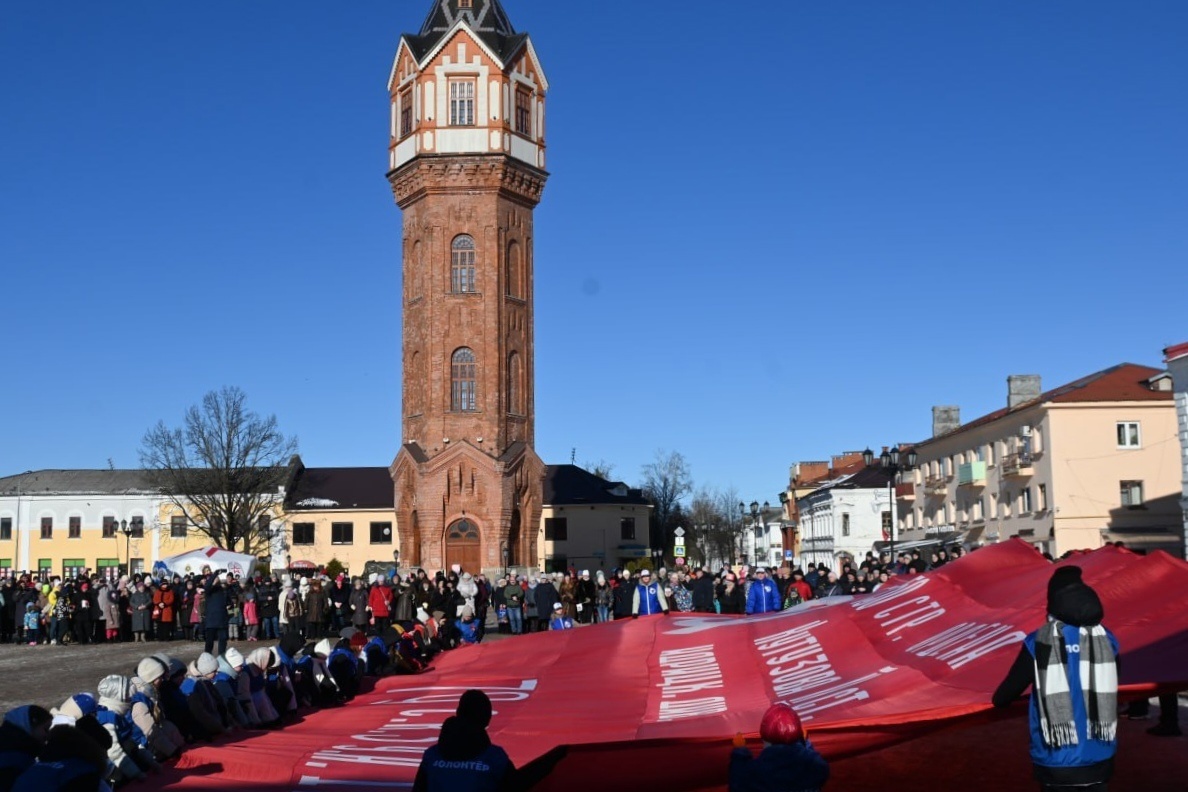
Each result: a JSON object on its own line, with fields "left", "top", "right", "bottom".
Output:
{"left": 992, "top": 565, "right": 1119, "bottom": 792}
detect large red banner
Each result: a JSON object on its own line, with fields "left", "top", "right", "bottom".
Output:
{"left": 159, "top": 541, "right": 1188, "bottom": 791}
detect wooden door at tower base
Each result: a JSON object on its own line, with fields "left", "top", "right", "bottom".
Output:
{"left": 445, "top": 519, "right": 482, "bottom": 575}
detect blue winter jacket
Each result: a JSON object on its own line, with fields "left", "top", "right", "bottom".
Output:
{"left": 745, "top": 578, "right": 781, "bottom": 614}
{"left": 729, "top": 741, "right": 829, "bottom": 792}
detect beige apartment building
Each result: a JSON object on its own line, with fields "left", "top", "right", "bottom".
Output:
{"left": 896, "top": 364, "right": 1181, "bottom": 557}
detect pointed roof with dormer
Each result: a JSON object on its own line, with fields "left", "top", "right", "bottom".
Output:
{"left": 404, "top": 0, "right": 529, "bottom": 63}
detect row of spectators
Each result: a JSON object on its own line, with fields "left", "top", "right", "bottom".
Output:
{"left": 0, "top": 569, "right": 478, "bottom": 791}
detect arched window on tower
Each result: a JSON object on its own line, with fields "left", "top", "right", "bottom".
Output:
{"left": 410, "top": 240, "right": 423, "bottom": 300}
{"left": 451, "top": 348, "right": 478, "bottom": 412}
{"left": 506, "top": 240, "right": 522, "bottom": 299}
{"left": 508, "top": 352, "right": 524, "bottom": 415}
{"left": 408, "top": 351, "right": 422, "bottom": 415}
{"left": 451, "top": 235, "right": 477, "bottom": 294}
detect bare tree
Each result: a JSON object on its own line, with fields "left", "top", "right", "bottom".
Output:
{"left": 583, "top": 459, "right": 616, "bottom": 480}
{"left": 686, "top": 486, "right": 744, "bottom": 569}
{"left": 139, "top": 386, "right": 298, "bottom": 554}
{"left": 641, "top": 449, "right": 693, "bottom": 562}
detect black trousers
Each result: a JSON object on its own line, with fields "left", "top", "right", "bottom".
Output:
{"left": 204, "top": 626, "right": 228, "bottom": 656}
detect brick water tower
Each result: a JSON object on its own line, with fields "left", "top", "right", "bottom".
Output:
{"left": 387, "top": 0, "right": 549, "bottom": 576}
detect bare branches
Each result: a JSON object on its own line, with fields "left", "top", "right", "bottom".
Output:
{"left": 139, "top": 386, "right": 297, "bottom": 554}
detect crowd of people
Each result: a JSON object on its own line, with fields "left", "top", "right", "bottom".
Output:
{"left": 0, "top": 564, "right": 492, "bottom": 792}
{"left": 478, "top": 546, "right": 970, "bottom": 635}
{"left": 1, "top": 545, "right": 1180, "bottom": 791}
{"left": 0, "top": 546, "right": 962, "bottom": 650}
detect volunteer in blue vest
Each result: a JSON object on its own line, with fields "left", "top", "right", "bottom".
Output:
{"left": 745, "top": 567, "right": 781, "bottom": 615}
{"left": 631, "top": 569, "right": 669, "bottom": 618}
{"left": 992, "top": 565, "right": 1119, "bottom": 792}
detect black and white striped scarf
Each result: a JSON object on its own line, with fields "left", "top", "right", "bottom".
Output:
{"left": 1033, "top": 620, "right": 1117, "bottom": 747}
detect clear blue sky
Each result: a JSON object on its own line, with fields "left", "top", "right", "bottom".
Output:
{"left": 2, "top": 1, "right": 1186, "bottom": 502}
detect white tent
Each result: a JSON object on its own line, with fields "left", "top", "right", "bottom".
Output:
{"left": 154, "top": 547, "right": 258, "bottom": 579}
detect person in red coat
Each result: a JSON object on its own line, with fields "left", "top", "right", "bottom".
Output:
{"left": 153, "top": 582, "right": 177, "bottom": 641}
{"left": 367, "top": 576, "right": 394, "bottom": 634}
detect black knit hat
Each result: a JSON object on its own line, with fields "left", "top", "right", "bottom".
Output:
{"left": 456, "top": 689, "right": 493, "bottom": 729}
{"left": 1047, "top": 566, "right": 1083, "bottom": 603}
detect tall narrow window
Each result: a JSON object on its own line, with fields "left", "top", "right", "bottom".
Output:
{"left": 40, "top": 518, "right": 52, "bottom": 540}
{"left": 130, "top": 516, "right": 144, "bottom": 538}
{"left": 410, "top": 240, "right": 423, "bottom": 299}
{"left": 170, "top": 515, "right": 187, "bottom": 538}
{"left": 399, "top": 87, "right": 413, "bottom": 138}
{"left": 68, "top": 517, "right": 81, "bottom": 539}
{"left": 841, "top": 513, "right": 850, "bottom": 537}
{"left": 451, "top": 348, "right": 477, "bottom": 412}
{"left": 449, "top": 80, "right": 475, "bottom": 126}
{"left": 408, "top": 351, "right": 422, "bottom": 415}
{"left": 515, "top": 88, "right": 531, "bottom": 135}
{"left": 507, "top": 352, "right": 523, "bottom": 415}
{"left": 0, "top": 518, "right": 10, "bottom": 541}
{"left": 451, "top": 235, "right": 477, "bottom": 293}
{"left": 102, "top": 516, "right": 116, "bottom": 538}
{"left": 506, "top": 240, "right": 522, "bottom": 298}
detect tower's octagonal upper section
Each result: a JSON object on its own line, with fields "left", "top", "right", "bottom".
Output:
{"left": 388, "top": 0, "right": 548, "bottom": 174}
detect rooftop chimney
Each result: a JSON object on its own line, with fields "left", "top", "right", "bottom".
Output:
{"left": 932, "top": 406, "right": 960, "bottom": 438}
{"left": 1007, "top": 375, "right": 1042, "bottom": 409}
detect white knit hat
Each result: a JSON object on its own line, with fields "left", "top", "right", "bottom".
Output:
{"left": 314, "top": 638, "right": 333, "bottom": 657}
{"left": 223, "top": 647, "right": 245, "bottom": 670}
{"left": 137, "top": 656, "right": 168, "bottom": 684}
{"left": 195, "top": 652, "right": 219, "bottom": 677}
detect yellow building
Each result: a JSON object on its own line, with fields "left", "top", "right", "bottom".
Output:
{"left": 0, "top": 461, "right": 656, "bottom": 580}
{"left": 537, "top": 465, "right": 654, "bottom": 574}
{"left": 0, "top": 470, "right": 211, "bottom": 578}
{"left": 279, "top": 465, "right": 397, "bottom": 576}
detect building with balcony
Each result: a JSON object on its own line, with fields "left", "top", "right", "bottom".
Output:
{"left": 896, "top": 364, "right": 1181, "bottom": 557}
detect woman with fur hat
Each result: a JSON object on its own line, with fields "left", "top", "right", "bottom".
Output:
{"left": 95, "top": 675, "right": 157, "bottom": 784}
{"left": 993, "top": 565, "right": 1119, "bottom": 791}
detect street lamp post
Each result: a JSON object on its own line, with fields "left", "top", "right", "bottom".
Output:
{"left": 738, "top": 500, "right": 770, "bottom": 567}
{"left": 863, "top": 446, "right": 917, "bottom": 571}
{"left": 120, "top": 519, "right": 133, "bottom": 576}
